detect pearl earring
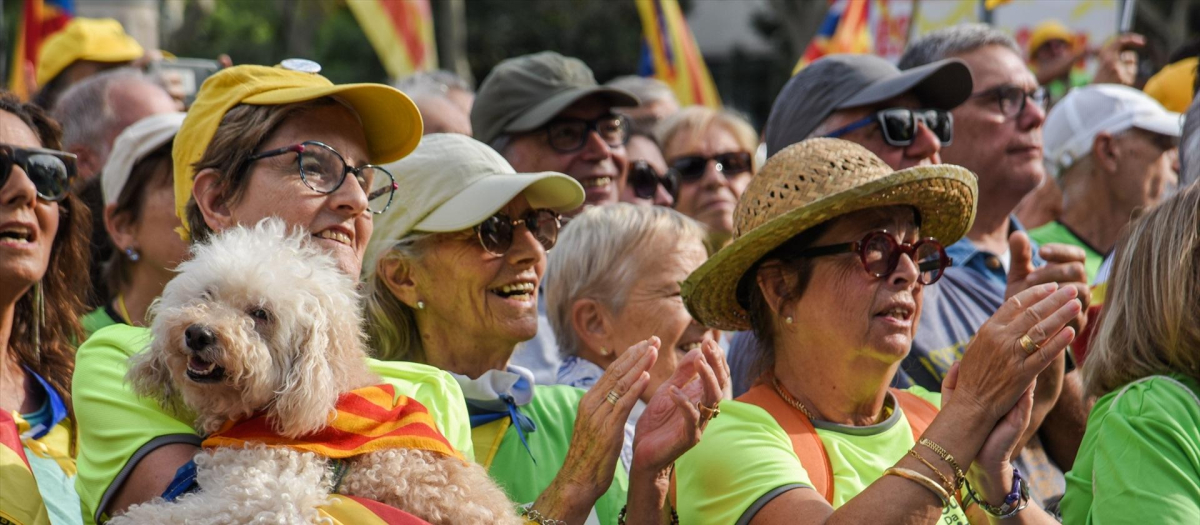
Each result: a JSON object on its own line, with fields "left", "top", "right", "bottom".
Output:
{"left": 785, "top": 316, "right": 794, "bottom": 325}
{"left": 599, "top": 347, "right": 608, "bottom": 356}
{"left": 416, "top": 301, "right": 425, "bottom": 310}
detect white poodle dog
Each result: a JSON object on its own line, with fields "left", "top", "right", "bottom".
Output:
{"left": 114, "top": 219, "right": 520, "bottom": 525}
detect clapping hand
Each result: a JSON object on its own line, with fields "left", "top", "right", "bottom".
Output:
{"left": 631, "top": 339, "right": 728, "bottom": 473}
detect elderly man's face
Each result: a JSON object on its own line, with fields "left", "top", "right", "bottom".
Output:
{"left": 940, "top": 45, "right": 1047, "bottom": 213}
{"left": 503, "top": 96, "right": 629, "bottom": 212}
{"left": 820, "top": 94, "right": 942, "bottom": 170}
{"left": 416, "top": 95, "right": 472, "bottom": 136}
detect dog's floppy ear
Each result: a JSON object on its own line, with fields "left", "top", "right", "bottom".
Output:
{"left": 127, "top": 341, "right": 179, "bottom": 409}
{"left": 270, "top": 310, "right": 339, "bottom": 438}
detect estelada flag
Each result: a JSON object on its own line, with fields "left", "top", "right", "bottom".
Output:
{"left": 635, "top": 0, "right": 722, "bottom": 108}
{"left": 7, "top": 0, "right": 74, "bottom": 100}
{"left": 346, "top": 0, "right": 438, "bottom": 80}
{"left": 795, "top": 0, "right": 872, "bottom": 74}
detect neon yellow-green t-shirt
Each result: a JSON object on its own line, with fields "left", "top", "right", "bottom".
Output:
{"left": 675, "top": 387, "right": 968, "bottom": 524}
{"left": 1060, "top": 374, "right": 1200, "bottom": 523}
{"left": 1028, "top": 220, "right": 1104, "bottom": 283}
{"left": 72, "top": 323, "right": 473, "bottom": 525}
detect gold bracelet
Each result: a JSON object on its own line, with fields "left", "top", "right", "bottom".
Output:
{"left": 884, "top": 467, "right": 951, "bottom": 508}
{"left": 907, "top": 448, "right": 955, "bottom": 494}
{"left": 919, "top": 438, "right": 965, "bottom": 487}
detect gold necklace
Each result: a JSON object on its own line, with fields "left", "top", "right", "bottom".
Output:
{"left": 116, "top": 294, "right": 134, "bottom": 325}
{"left": 772, "top": 376, "right": 818, "bottom": 421}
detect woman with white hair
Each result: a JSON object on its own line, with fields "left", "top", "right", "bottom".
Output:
{"left": 547, "top": 203, "right": 721, "bottom": 472}
{"left": 363, "top": 133, "right": 727, "bottom": 524}
{"left": 1060, "top": 183, "right": 1200, "bottom": 522}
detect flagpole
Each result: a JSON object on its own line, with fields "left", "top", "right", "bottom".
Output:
{"left": 1, "top": 0, "right": 7, "bottom": 82}
{"left": 979, "top": 0, "right": 994, "bottom": 26}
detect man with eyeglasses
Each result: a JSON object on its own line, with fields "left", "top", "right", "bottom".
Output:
{"left": 901, "top": 24, "right": 1093, "bottom": 513}
{"left": 472, "top": 51, "right": 638, "bottom": 218}
{"left": 471, "top": 51, "right": 639, "bottom": 385}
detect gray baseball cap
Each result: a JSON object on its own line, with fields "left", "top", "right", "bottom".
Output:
{"left": 471, "top": 51, "right": 640, "bottom": 145}
{"left": 764, "top": 54, "right": 973, "bottom": 156}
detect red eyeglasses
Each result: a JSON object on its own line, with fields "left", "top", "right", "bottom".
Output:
{"left": 793, "top": 230, "right": 951, "bottom": 285}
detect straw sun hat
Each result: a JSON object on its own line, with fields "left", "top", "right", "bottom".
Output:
{"left": 681, "top": 138, "right": 978, "bottom": 331}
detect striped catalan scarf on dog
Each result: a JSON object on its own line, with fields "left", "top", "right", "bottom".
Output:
{"left": 201, "top": 384, "right": 464, "bottom": 462}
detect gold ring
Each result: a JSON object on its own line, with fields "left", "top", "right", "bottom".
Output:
{"left": 697, "top": 402, "right": 720, "bottom": 421}
{"left": 606, "top": 390, "right": 621, "bottom": 405}
{"left": 1018, "top": 334, "right": 1039, "bottom": 355}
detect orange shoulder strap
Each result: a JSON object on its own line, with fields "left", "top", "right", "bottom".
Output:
{"left": 891, "top": 388, "right": 938, "bottom": 440}
{"left": 738, "top": 383, "right": 836, "bottom": 504}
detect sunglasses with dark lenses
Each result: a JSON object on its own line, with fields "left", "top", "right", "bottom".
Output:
{"left": 793, "top": 230, "right": 952, "bottom": 285}
{"left": 825, "top": 108, "right": 953, "bottom": 147}
{"left": 627, "top": 161, "right": 679, "bottom": 201}
{"left": 246, "top": 141, "right": 398, "bottom": 214}
{"left": 670, "top": 151, "right": 753, "bottom": 182}
{"left": 0, "top": 144, "right": 76, "bottom": 202}
{"left": 543, "top": 114, "right": 631, "bottom": 153}
{"left": 969, "top": 85, "right": 1048, "bottom": 119}
{"left": 475, "top": 209, "right": 562, "bottom": 256}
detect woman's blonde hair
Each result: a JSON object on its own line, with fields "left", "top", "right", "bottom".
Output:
{"left": 362, "top": 232, "right": 437, "bottom": 363}
{"left": 544, "top": 203, "right": 708, "bottom": 357}
{"left": 655, "top": 106, "right": 759, "bottom": 164}
{"left": 1083, "top": 183, "right": 1200, "bottom": 398}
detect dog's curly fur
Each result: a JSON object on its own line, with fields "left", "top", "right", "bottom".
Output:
{"left": 113, "top": 219, "right": 521, "bottom": 525}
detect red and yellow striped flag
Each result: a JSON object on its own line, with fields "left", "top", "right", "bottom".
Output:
{"left": 7, "top": 0, "right": 74, "bottom": 100}
{"left": 346, "top": 0, "right": 438, "bottom": 80}
{"left": 795, "top": 0, "right": 872, "bottom": 73}
{"left": 202, "top": 384, "right": 463, "bottom": 462}
{"left": 635, "top": 0, "right": 721, "bottom": 108}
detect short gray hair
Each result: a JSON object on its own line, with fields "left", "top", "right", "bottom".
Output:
{"left": 545, "top": 204, "right": 708, "bottom": 358}
{"left": 393, "top": 70, "right": 474, "bottom": 100}
{"left": 52, "top": 67, "right": 163, "bottom": 157}
{"left": 899, "top": 24, "right": 1021, "bottom": 69}
{"left": 606, "top": 75, "right": 677, "bottom": 107}
{"left": 1181, "top": 95, "right": 1200, "bottom": 189}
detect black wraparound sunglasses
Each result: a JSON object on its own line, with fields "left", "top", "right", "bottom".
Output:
{"left": 0, "top": 144, "right": 76, "bottom": 201}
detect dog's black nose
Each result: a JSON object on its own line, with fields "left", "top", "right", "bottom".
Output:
{"left": 184, "top": 325, "right": 216, "bottom": 352}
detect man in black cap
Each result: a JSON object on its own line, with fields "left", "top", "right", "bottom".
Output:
{"left": 763, "top": 53, "right": 973, "bottom": 170}
{"left": 472, "top": 51, "right": 639, "bottom": 214}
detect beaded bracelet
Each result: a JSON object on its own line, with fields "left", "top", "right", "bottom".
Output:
{"left": 617, "top": 504, "right": 680, "bottom": 525}
{"left": 919, "top": 437, "right": 966, "bottom": 488}
{"left": 520, "top": 506, "right": 566, "bottom": 525}
{"left": 884, "top": 467, "right": 951, "bottom": 508}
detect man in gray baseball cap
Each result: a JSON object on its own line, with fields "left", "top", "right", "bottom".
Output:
{"left": 763, "top": 54, "right": 972, "bottom": 170}
{"left": 472, "top": 51, "right": 639, "bottom": 212}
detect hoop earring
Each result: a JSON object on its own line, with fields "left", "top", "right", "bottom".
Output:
{"left": 416, "top": 300, "right": 425, "bottom": 310}
{"left": 125, "top": 247, "right": 140, "bottom": 262}
{"left": 32, "top": 281, "right": 45, "bottom": 362}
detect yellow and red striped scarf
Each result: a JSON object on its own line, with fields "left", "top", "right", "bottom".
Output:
{"left": 202, "top": 384, "right": 463, "bottom": 462}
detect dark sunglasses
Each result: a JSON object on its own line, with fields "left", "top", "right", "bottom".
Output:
{"left": 969, "top": 85, "right": 1048, "bottom": 119}
{"left": 542, "top": 114, "right": 631, "bottom": 153}
{"left": 791, "top": 230, "right": 951, "bottom": 285}
{"left": 825, "top": 108, "right": 953, "bottom": 147}
{"left": 670, "top": 151, "right": 753, "bottom": 182}
{"left": 0, "top": 144, "right": 76, "bottom": 202}
{"left": 627, "top": 161, "right": 679, "bottom": 201}
{"left": 245, "top": 140, "right": 398, "bottom": 214}
{"left": 475, "top": 209, "right": 562, "bottom": 256}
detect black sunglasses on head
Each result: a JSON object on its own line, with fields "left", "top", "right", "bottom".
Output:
{"left": 670, "top": 151, "right": 753, "bottom": 182}
{"left": 0, "top": 144, "right": 76, "bottom": 201}
{"left": 627, "top": 160, "right": 679, "bottom": 201}
{"left": 825, "top": 108, "right": 953, "bottom": 147}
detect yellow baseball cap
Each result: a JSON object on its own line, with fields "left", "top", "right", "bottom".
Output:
{"left": 172, "top": 61, "right": 423, "bottom": 240}
{"left": 1027, "top": 20, "right": 1074, "bottom": 61}
{"left": 36, "top": 18, "right": 144, "bottom": 86}
{"left": 1144, "top": 57, "right": 1197, "bottom": 114}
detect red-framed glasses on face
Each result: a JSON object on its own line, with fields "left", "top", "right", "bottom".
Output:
{"left": 794, "top": 230, "right": 952, "bottom": 285}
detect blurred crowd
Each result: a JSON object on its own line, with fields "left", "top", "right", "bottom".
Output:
{"left": 1, "top": 14, "right": 1196, "bottom": 525}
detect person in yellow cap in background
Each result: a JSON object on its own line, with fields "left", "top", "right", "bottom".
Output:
{"left": 1028, "top": 20, "right": 1144, "bottom": 108}
{"left": 1143, "top": 56, "right": 1197, "bottom": 114}
{"left": 70, "top": 59, "right": 474, "bottom": 524}
{"left": 32, "top": 18, "right": 145, "bottom": 110}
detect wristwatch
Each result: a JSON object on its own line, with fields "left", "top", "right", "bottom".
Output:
{"left": 976, "top": 468, "right": 1031, "bottom": 519}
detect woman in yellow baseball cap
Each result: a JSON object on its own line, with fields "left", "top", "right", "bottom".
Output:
{"left": 70, "top": 60, "right": 474, "bottom": 524}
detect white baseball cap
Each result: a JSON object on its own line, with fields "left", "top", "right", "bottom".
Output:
{"left": 102, "top": 112, "right": 186, "bottom": 205}
{"left": 362, "top": 133, "right": 585, "bottom": 277}
{"left": 1044, "top": 84, "right": 1181, "bottom": 178}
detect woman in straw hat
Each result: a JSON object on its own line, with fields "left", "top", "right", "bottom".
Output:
{"left": 673, "top": 138, "right": 1076, "bottom": 524}
{"left": 1060, "top": 183, "right": 1200, "bottom": 523}
{"left": 362, "top": 133, "right": 728, "bottom": 525}
{"left": 71, "top": 61, "right": 473, "bottom": 524}
{"left": 1, "top": 90, "right": 91, "bottom": 525}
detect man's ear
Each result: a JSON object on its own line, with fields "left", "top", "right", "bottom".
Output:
{"left": 570, "top": 298, "right": 614, "bottom": 357}
{"left": 377, "top": 255, "right": 421, "bottom": 310}
{"left": 67, "top": 144, "right": 102, "bottom": 178}
{"left": 1092, "top": 132, "right": 1119, "bottom": 174}
{"left": 191, "top": 168, "right": 234, "bottom": 232}
{"left": 104, "top": 203, "right": 137, "bottom": 253}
